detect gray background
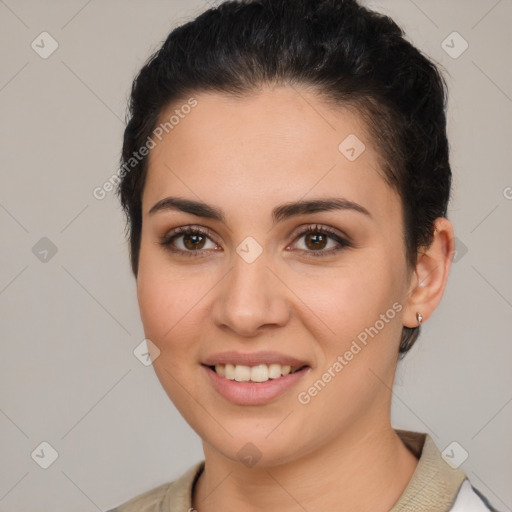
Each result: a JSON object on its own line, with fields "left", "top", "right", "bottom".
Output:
{"left": 0, "top": 0, "right": 511, "bottom": 510}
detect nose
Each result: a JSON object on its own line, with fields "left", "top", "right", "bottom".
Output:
{"left": 211, "top": 250, "right": 291, "bottom": 337}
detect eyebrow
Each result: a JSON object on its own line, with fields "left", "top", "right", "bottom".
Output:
{"left": 148, "top": 196, "right": 371, "bottom": 224}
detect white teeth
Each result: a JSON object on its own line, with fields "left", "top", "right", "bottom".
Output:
{"left": 268, "top": 363, "right": 282, "bottom": 379}
{"left": 250, "top": 364, "right": 268, "bottom": 382}
{"left": 224, "top": 364, "right": 236, "bottom": 380}
{"left": 234, "top": 365, "right": 251, "bottom": 382}
{"left": 212, "top": 363, "right": 300, "bottom": 382}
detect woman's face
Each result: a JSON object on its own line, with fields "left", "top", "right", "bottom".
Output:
{"left": 137, "top": 85, "right": 414, "bottom": 466}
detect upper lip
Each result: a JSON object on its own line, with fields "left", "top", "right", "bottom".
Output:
{"left": 202, "top": 351, "right": 310, "bottom": 370}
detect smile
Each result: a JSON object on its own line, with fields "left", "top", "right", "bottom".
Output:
{"left": 210, "top": 363, "right": 306, "bottom": 383}
{"left": 202, "top": 363, "right": 311, "bottom": 405}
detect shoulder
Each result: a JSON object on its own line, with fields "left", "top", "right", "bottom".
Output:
{"left": 450, "top": 479, "right": 501, "bottom": 512}
{"left": 392, "top": 430, "right": 500, "bottom": 512}
{"left": 105, "top": 480, "right": 174, "bottom": 512}
{"left": 105, "top": 461, "right": 205, "bottom": 512}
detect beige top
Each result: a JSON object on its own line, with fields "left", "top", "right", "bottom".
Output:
{"left": 106, "top": 429, "right": 469, "bottom": 512}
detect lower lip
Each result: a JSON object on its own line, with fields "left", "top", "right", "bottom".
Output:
{"left": 202, "top": 365, "right": 310, "bottom": 405}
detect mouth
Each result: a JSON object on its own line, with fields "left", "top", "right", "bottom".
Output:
{"left": 201, "top": 351, "right": 311, "bottom": 404}
{"left": 201, "top": 358, "right": 311, "bottom": 405}
{"left": 204, "top": 363, "right": 309, "bottom": 383}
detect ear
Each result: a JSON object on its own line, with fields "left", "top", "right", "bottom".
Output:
{"left": 402, "top": 217, "right": 455, "bottom": 328}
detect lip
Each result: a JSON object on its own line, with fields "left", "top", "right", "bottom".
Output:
{"left": 202, "top": 350, "right": 310, "bottom": 369}
{"left": 202, "top": 364, "right": 311, "bottom": 405}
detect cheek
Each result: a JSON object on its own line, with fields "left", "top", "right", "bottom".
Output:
{"left": 137, "top": 274, "right": 197, "bottom": 351}
{"left": 137, "top": 245, "right": 186, "bottom": 349}
{"left": 294, "top": 251, "right": 406, "bottom": 390}
{"left": 136, "top": 244, "right": 215, "bottom": 365}
{"left": 136, "top": 258, "right": 203, "bottom": 408}
{"left": 306, "top": 261, "right": 402, "bottom": 337}
{"left": 291, "top": 266, "right": 404, "bottom": 431}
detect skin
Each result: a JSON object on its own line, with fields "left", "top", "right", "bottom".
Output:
{"left": 136, "top": 84, "right": 455, "bottom": 512}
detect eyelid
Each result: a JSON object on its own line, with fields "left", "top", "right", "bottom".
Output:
{"left": 160, "top": 223, "right": 351, "bottom": 257}
{"left": 161, "top": 225, "right": 220, "bottom": 247}
{"left": 286, "top": 224, "right": 351, "bottom": 257}
{"left": 288, "top": 223, "right": 350, "bottom": 245}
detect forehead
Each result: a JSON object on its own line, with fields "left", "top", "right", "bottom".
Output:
{"left": 143, "top": 86, "right": 399, "bottom": 224}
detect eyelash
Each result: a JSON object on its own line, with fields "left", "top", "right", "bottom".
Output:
{"left": 159, "top": 224, "right": 351, "bottom": 259}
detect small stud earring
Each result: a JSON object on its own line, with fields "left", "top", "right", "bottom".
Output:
{"left": 416, "top": 312, "right": 423, "bottom": 326}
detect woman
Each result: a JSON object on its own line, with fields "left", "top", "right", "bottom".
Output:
{"left": 107, "top": 0, "right": 498, "bottom": 510}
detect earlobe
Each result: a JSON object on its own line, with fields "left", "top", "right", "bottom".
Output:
{"left": 402, "top": 217, "right": 455, "bottom": 328}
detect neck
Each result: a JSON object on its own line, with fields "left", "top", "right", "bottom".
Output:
{"left": 193, "top": 422, "right": 418, "bottom": 512}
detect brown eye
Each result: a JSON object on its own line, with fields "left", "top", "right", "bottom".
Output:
{"left": 304, "top": 232, "right": 329, "bottom": 251}
{"left": 160, "top": 226, "right": 219, "bottom": 257}
{"left": 290, "top": 224, "right": 350, "bottom": 257}
{"left": 182, "top": 232, "right": 207, "bottom": 250}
